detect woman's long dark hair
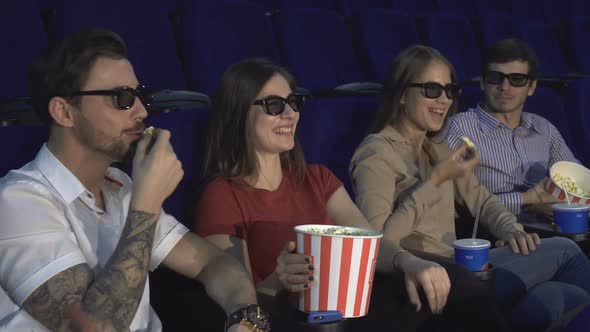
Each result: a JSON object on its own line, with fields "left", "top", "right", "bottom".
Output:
{"left": 202, "top": 58, "right": 306, "bottom": 182}
{"left": 372, "top": 45, "right": 459, "bottom": 140}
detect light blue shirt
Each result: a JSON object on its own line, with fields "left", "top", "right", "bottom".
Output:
{"left": 444, "top": 105, "right": 579, "bottom": 221}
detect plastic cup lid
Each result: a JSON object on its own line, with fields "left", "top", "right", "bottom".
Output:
{"left": 452, "top": 238, "right": 491, "bottom": 249}
{"left": 552, "top": 203, "right": 590, "bottom": 212}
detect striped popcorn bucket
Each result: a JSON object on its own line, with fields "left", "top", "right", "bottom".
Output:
{"left": 546, "top": 161, "right": 590, "bottom": 204}
{"left": 294, "top": 224, "right": 382, "bottom": 318}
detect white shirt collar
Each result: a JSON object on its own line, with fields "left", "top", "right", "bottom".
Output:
{"left": 33, "top": 144, "right": 87, "bottom": 205}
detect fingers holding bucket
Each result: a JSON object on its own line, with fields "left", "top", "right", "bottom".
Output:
{"left": 276, "top": 241, "right": 314, "bottom": 292}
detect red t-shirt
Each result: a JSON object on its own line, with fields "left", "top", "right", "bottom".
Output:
{"left": 195, "top": 164, "right": 342, "bottom": 283}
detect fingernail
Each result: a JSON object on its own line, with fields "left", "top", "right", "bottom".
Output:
{"left": 308, "top": 265, "right": 314, "bottom": 271}
{"left": 308, "top": 275, "right": 314, "bottom": 281}
{"left": 413, "top": 304, "right": 419, "bottom": 312}
{"left": 304, "top": 284, "right": 309, "bottom": 289}
{"left": 304, "top": 257, "right": 310, "bottom": 263}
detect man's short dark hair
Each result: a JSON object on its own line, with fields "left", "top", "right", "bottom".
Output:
{"left": 28, "top": 28, "right": 128, "bottom": 125}
{"left": 482, "top": 38, "right": 539, "bottom": 80}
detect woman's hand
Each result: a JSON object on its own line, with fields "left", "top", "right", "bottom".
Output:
{"left": 431, "top": 143, "right": 480, "bottom": 186}
{"left": 396, "top": 253, "right": 451, "bottom": 313}
{"left": 275, "top": 241, "right": 314, "bottom": 292}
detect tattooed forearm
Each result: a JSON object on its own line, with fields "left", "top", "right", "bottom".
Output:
{"left": 22, "top": 209, "right": 157, "bottom": 331}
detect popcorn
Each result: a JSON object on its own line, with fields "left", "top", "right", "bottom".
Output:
{"left": 553, "top": 173, "right": 590, "bottom": 197}
{"left": 143, "top": 126, "right": 156, "bottom": 136}
{"left": 307, "top": 226, "right": 376, "bottom": 236}
{"left": 461, "top": 136, "right": 476, "bottom": 149}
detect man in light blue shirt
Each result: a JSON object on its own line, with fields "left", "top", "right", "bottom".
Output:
{"left": 445, "top": 38, "right": 578, "bottom": 223}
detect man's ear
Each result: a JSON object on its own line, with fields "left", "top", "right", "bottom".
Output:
{"left": 48, "top": 97, "right": 75, "bottom": 128}
{"left": 527, "top": 79, "right": 537, "bottom": 97}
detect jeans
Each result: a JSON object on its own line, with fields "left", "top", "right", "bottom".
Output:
{"left": 490, "top": 237, "right": 590, "bottom": 329}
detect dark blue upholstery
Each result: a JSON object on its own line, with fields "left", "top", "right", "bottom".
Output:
{"left": 511, "top": 0, "right": 546, "bottom": 23}
{"left": 525, "top": 87, "right": 579, "bottom": 160}
{"left": 436, "top": 0, "right": 476, "bottom": 17}
{"left": 565, "top": 78, "right": 590, "bottom": 165}
{"left": 570, "top": 0, "right": 590, "bottom": 17}
{"left": 0, "top": 0, "right": 47, "bottom": 100}
{"left": 520, "top": 23, "right": 570, "bottom": 77}
{"left": 422, "top": 14, "right": 481, "bottom": 81}
{"left": 457, "top": 86, "right": 483, "bottom": 113}
{"left": 390, "top": 0, "right": 437, "bottom": 15}
{"left": 478, "top": 14, "right": 521, "bottom": 48}
{"left": 297, "top": 96, "right": 379, "bottom": 195}
{"left": 279, "top": 0, "right": 340, "bottom": 12}
{"left": 353, "top": 9, "right": 420, "bottom": 82}
{"left": 276, "top": 8, "right": 365, "bottom": 91}
{"left": 340, "top": 0, "right": 391, "bottom": 17}
{"left": 0, "top": 125, "right": 48, "bottom": 178}
{"left": 473, "top": 0, "right": 512, "bottom": 17}
{"left": 540, "top": 0, "right": 570, "bottom": 25}
{"left": 566, "top": 17, "right": 590, "bottom": 74}
{"left": 53, "top": 0, "right": 186, "bottom": 91}
{"left": 176, "top": 0, "right": 279, "bottom": 95}
{"left": 145, "top": 109, "right": 210, "bottom": 225}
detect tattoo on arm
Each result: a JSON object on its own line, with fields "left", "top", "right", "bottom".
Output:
{"left": 22, "top": 210, "right": 157, "bottom": 331}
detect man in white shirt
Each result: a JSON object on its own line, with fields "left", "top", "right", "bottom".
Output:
{"left": 0, "top": 29, "right": 269, "bottom": 332}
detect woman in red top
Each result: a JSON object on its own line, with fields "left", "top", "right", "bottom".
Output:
{"left": 194, "top": 58, "right": 508, "bottom": 331}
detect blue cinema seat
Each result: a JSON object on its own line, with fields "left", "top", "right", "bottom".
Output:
{"left": 145, "top": 108, "right": 210, "bottom": 226}
{"left": 352, "top": 9, "right": 420, "bottom": 82}
{"left": 297, "top": 96, "right": 379, "bottom": 195}
{"left": 565, "top": 78, "right": 590, "bottom": 166}
{"left": 53, "top": 0, "right": 186, "bottom": 91}
{"left": 566, "top": 17, "right": 590, "bottom": 74}
{"left": 0, "top": 0, "right": 47, "bottom": 101}
{"left": 478, "top": 14, "right": 522, "bottom": 48}
{"left": 176, "top": 0, "right": 280, "bottom": 95}
{"left": 520, "top": 23, "right": 571, "bottom": 77}
{"left": 0, "top": 125, "right": 48, "bottom": 178}
{"left": 390, "top": 0, "right": 438, "bottom": 15}
{"left": 422, "top": 14, "right": 481, "bottom": 82}
{"left": 276, "top": 8, "right": 367, "bottom": 92}
{"left": 525, "top": 87, "right": 579, "bottom": 159}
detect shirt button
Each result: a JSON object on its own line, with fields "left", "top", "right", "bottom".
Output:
{"left": 97, "top": 211, "right": 104, "bottom": 215}
{"left": 86, "top": 193, "right": 93, "bottom": 199}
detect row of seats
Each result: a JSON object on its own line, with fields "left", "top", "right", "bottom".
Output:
{"left": 2, "top": 0, "right": 590, "bottom": 103}
{"left": 2, "top": 79, "right": 590, "bottom": 225}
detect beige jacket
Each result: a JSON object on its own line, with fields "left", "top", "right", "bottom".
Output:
{"left": 349, "top": 125, "right": 523, "bottom": 257}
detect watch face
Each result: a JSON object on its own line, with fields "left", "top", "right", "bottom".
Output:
{"left": 245, "top": 305, "right": 271, "bottom": 330}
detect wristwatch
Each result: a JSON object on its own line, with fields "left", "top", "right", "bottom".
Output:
{"left": 225, "top": 304, "right": 271, "bottom": 331}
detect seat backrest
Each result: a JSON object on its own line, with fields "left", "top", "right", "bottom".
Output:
{"left": 276, "top": 8, "right": 365, "bottom": 91}
{"left": 176, "top": 0, "right": 279, "bottom": 95}
{"left": 478, "top": 14, "right": 522, "bottom": 48}
{"left": 436, "top": 0, "right": 476, "bottom": 17}
{"left": 566, "top": 17, "right": 590, "bottom": 73}
{"left": 0, "top": 0, "right": 47, "bottom": 100}
{"left": 422, "top": 14, "right": 481, "bottom": 80}
{"left": 391, "top": 0, "right": 437, "bottom": 15}
{"left": 340, "top": 0, "right": 391, "bottom": 17}
{"left": 0, "top": 125, "right": 48, "bottom": 178}
{"left": 540, "top": 0, "right": 570, "bottom": 25}
{"left": 565, "top": 78, "right": 590, "bottom": 165}
{"left": 297, "top": 96, "right": 378, "bottom": 195}
{"left": 473, "top": 0, "right": 512, "bottom": 17}
{"left": 520, "top": 23, "right": 569, "bottom": 76}
{"left": 353, "top": 9, "right": 420, "bottom": 82}
{"left": 525, "top": 87, "right": 579, "bottom": 159}
{"left": 145, "top": 109, "right": 210, "bottom": 225}
{"left": 511, "top": 0, "right": 546, "bottom": 23}
{"left": 279, "top": 0, "right": 340, "bottom": 12}
{"left": 53, "top": 0, "right": 186, "bottom": 91}
{"left": 570, "top": 0, "right": 590, "bottom": 17}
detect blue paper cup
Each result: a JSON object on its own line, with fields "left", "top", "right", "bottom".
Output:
{"left": 453, "top": 239, "right": 491, "bottom": 272}
{"left": 553, "top": 203, "right": 590, "bottom": 234}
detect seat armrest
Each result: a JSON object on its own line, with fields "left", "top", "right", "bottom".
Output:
{"left": 148, "top": 90, "right": 211, "bottom": 112}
